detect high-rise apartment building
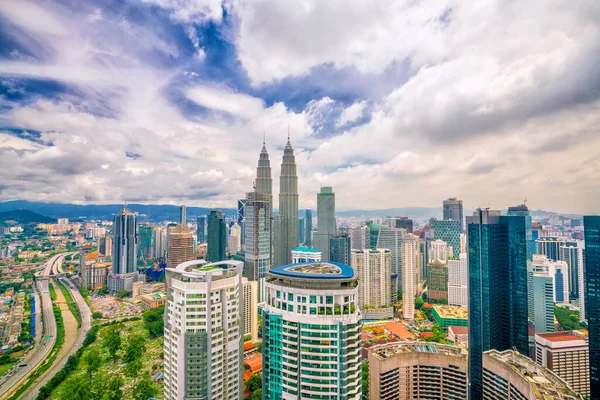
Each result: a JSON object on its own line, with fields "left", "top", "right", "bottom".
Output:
{"left": 164, "top": 260, "right": 243, "bottom": 400}
{"left": 377, "top": 228, "right": 405, "bottom": 302}
{"left": 275, "top": 136, "right": 299, "bottom": 267}
{"left": 314, "top": 187, "right": 336, "bottom": 260}
{"left": 448, "top": 253, "right": 468, "bottom": 308}
{"left": 533, "top": 273, "right": 555, "bottom": 333}
{"left": 535, "top": 331, "right": 590, "bottom": 397}
{"left": 368, "top": 342, "right": 468, "bottom": 400}
{"left": 197, "top": 216, "right": 205, "bottom": 244}
{"left": 467, "top": 207, "right": 531, "bottom": 399}
{"left": 330, "top": 232, "right": 351, "bottom": 265}
{"left": 242, "top": 278, "right": 258, "bottom": 342}
{"left": 207, "top": 210, "right": 226, "bottom": 262}
{"left": 166, "top": 225, "right": 195, "bottom": 269}
{"left": 443, "top": 198, "right": 464, "bottom": 232}
{"left": 107, "top": 205, "right": 143, "bottom": 293}
{"left": 482, "top": 349, "right": 583, "bottom": 399}
{"left": 431, "top": 218, "right": 461, "bottom": 257}
{"left": 583, "top": 215, "right": 600, "bottom": 398}
{"left": 350, "top": 225, "right": 369, "bottom": 250}
{"left": 304, "top": 209, "right": 312, "bottom": 246}
{"left": 351, "top": 249, "right": 392, "bottom": 319}
{"left": 262, "top": 262, "right": 362, "bottom": 400}
{"left": 401, "top": 233, "right": 419, "bottom": 320}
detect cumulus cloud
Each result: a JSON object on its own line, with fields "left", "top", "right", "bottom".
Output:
{"left": 337, "top": 100, "right": 366, "bottom": 127}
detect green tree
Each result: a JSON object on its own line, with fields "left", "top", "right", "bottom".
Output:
{"left": 126, "top": 358, "right": 143, "bottom": 388}
{"left": 250, "top": 389, "right": 262, "bottom": 400}
{"left": 243, "top": 334, "right": 252, "bottom": 342}
{"left": 97, "top": 286, "right": 109, "bottom": 295}
{"left": 63, "top": 375, "right": 92, "bottom": 400}
{"left": 116, "top": 289, "right": 131, "bottom": 299}
{"left": 142, "top": 306, "right": 164, "bottom": 338}
{"left": 102, "top": 326, "right": 122, "bottom": 362}
{"left": 92, "top": 311, "right": 103, "bottom": 319}
{"left": 133, "top": 378, "right": 157, "bottom": 400}
{"left": 362, "top": 362, "right": 369, "bottom": 398}
{"left": 415, "top": 298, "right": 425, "bottom": 310}
{"left": 85, "top": 348, "right": 101, "bottom": 378}
{"left": 246, "top": 374, "right": 262, "bottom": 392}
{"left": 123, "top": 334, "right": 146, "bottom": 363}
{"left": 101, "top": 376, "right": 123, "bottom": 400}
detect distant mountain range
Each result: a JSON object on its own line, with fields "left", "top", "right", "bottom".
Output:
{"left": 0, "top": 200, "right": 576, "bottom": 223}
{"left": 0, "top": 209, "right": 55, "bottom": 224}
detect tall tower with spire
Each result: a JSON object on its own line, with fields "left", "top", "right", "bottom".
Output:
{"left": 274, "top": 132, "right": 299, "bottom": 266}
{"left": 244, "top": 138, "right": 273, "bottom": 283}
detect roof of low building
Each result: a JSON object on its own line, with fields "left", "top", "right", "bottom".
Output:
{"left": 244, "top": 354, "right": 262, "bottom": 373}
{"left": 449, "top": 326, "right": 469, "bottom": 335}
{"left": 433, "top": 305, "right": 468, "bottom": 320}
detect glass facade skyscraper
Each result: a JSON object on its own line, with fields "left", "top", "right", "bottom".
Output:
{"left": 305, "top": 209, "right": 312, "bottom": 246}
{"left": 467, "top": 207, "right": 531, "bottom": 399}
{"left": 207, "top": 210, "right": 226, "bottom": 262}
{"left": 274, "top": 136, "right": 299, "bottom": 267}
{"left": 330, "top": 232, "right": 351, "bottom": 265}
{"left": 443, "top": 198, "right": 464, "bottom": 232}
{"left": 197, "top": 216, "right": 205, "bottom": 244}
{"left": 430, "top": 219, "right": 461, "bottom": 257}
{"left": 584, "top": 215, "right": 600, "bottom": 399}
{"left": 314, "top": 187, "right": 336, "bottom": 260}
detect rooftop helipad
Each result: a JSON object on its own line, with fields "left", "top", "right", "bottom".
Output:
{"left": 269, "top": 262, "right": 355, "bottom": 280}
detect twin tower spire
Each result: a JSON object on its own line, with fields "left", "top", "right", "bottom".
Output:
{"left": 254, "top": 131, "right": 298, "bottom": 267}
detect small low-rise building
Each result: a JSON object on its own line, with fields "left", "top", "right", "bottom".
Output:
{"left": 448, "top": 326, "right": 468, "bottom": 346}
{"left": 140, "top": 292, "right": 166, "bottom": 309}
{"left": 432, "top": 305, "right": 468, "bottom": 329}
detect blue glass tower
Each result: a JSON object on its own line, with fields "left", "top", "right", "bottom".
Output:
{"left": 430, "top": 219, "right": 461, "bottom": 256}
{"left": 584, "top": 216, "right": 600, "bottom": 399}
{"left": 467, "top": 206, "right": 531, "bottom": 399}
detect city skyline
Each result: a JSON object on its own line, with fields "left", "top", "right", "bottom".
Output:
{"left": 1, "top": 1, "right": 599, "bottom": 213}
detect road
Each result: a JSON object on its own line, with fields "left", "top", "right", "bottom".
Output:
{"left": 0, "top": 253, "right": 65, "bottom": 399}
{"left": 21, "top": 274, "right": 91, "bottom": 400}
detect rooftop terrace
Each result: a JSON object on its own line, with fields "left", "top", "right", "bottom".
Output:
{"left": 269, "top": 261, "right": 355, "bottom": 280}
{"left": 371, "top": 342, "right": 467, "bottom": 361}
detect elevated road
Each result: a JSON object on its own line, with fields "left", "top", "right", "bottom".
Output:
{"left": 0, "top": 253, "right": 66, "bottom": 399}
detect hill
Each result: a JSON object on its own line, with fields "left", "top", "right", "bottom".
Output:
{"left": 0, "top": 209, "right": 55, "bottom": 224}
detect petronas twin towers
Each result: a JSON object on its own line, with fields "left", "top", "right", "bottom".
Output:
{"left": 244, "top": 133, "right": 298, "bottom": 282}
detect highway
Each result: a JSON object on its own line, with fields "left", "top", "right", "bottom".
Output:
{"left": 0, "top": 253, "right": 65, "bottom": 399}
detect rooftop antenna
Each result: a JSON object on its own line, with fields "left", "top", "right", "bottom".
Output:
{"left": 288, "top": 125, "right": 290, "bottom": 141}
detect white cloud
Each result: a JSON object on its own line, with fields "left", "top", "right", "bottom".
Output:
{"left": 186, "top": 85, "right": 265, "bottom": 118}
{"left": 0, "top": 0, "right": 69, "bottom": 37}
{"left": 140, "top": 0, "right": 224, "bottom": 23}
{"left": 337, "top": 100, "right": 366, "bottom": 127}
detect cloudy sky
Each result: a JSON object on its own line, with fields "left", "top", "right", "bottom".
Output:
{"left": 1, "top": 0, "right": 599, "bottom": 213}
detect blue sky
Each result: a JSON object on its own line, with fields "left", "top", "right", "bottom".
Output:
{"left": 0, "top": 0, "right": 599, "bottom": 213}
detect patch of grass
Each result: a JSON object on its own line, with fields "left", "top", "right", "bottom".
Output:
{"left": 56, "top": 280, "right": 81, "bottom": 328}
{"left": 0, "top": 361, "right": 16, "bottom": 377}
{"left": 49, "top": 283, "right": 57, "bottom": 301}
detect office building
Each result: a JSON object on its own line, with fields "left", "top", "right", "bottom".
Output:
{"left": 401, "top": 233, "right": 419, "bottom": 320}
{"left": 429, "top": 239, "right": 450, "bottom": 262}
{"left": 467, "top": 207, "right": 531, "bottom": 399}
{"left": 350, "top": 225, "right": 369, "bottom": 250}
{"left": 242, "top": 278, "right": 259, "bottom": 342}
{"left": 107, "top": 205, "right": 144, "bottom": 293}
{"left": 535, "top": 331, "right": 590, "bottom": 397}
{"left": 304, "top": 209, "right": 312, "bottom": 246}
{"left": 97, "top": 235, "right": 112, "bottom": 258}
{"left": 155, "top": 226, "right": 167, "bottom": 259}
{"left": 227, "top": 221, "right": 241, "bottom": 254}
{"left": 274, "top": 135, "right": 299, "bottom": 267}
{"left": 237, "top": 198, "right": 246, "bottom": 247}
{"left": 448, "top": 253, "right": 468, "bottom": 308}
{"left": 180, "top": 205, "right": 186, "bottom": 225}
{"left": 197, "top": 216, "right": 206, "bottom": 244}
{"left": 533, "top": 254, "right": 570, "bottom": 304}
{"left": 443, "top": 198, "right": 464, "bottom": 232}
{"left": 351, "top": 249, "right": 393, "bottom": 319}
{"left": 262, "top": 262, "right": 362, "bottom": 399}
{"left": 244, "top": 192, "right": 271, "bottom": 281}
{"left": 291, "top": 246, "right": 321, "bottom": 263}
{"left": 314, "top": 187, "right": 336, "bottom": 260}
{"left": 536, "top": 236, "right": 567, "bottom": 261}
{"left": 431, "top": 218, "right": 461, "bottom": 258}
{"left": 166, "top": 225, "right": 195, "bottom": 269}
{"left": 584, "top": 215, "right": 600, "bottom": 398}
{"left": 560, "top": 240, "right": 584, "bottom": 301}
{"left": 533, "top": 273, "right": 555, "bottom": 333}
{"left": 482, "top": 349, "right": 583, "bottom": 399}
{"left": 377, "top": 228, "right": 405, "bottom": 302}
{"left": 427, "top": 259, "right": 448, "bottom": 301}
{"left": 330, "top": 232, "right": 351, "bottom": 265}
{"left": 395, "top": 217, "right": 413, "bottom": 233}
{"left": 368, "top": 342, "right": 468, "bottom": 400}
{"left": 138, "top": 224, "right": 156, "bottom": 261}
{"left": 207, "top": 210, "right": 226, "bottom": 262}
{"left": 164, "top": 260, "right": 243, "bottom": 400}
{"left": 297, "top": 218, "right": 305, "bottom": 244}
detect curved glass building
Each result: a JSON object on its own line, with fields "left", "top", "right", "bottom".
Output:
{"left": 262, "top": 262, "right": 362, "bottom": 400}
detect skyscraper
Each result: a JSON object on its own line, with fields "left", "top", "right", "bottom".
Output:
{"left": 197, "top": 216, "right": 205, "bottom": 244}
{"left": 536, "top": 236, "right": 566, "bottom": 261}
{"left": 244, "top": 141, "right": 273, "bottom": 282}
{"left": 467, "top": 207, "right": 531, "bottom": 399}
{"left": 138, "top": 224, "right": 156, "bottom": 260}
{"left": 227, "top": 221, "right": 241, "bottom": 254}
{"left": 164, "top": 260, "right": 243, "bottom": 400}
{"left": 237, "top": 198, "right": 246, "bottom": 247}
{"left": 443, "top": 198, "right": 464, "bottom": 232}
{"left": 351, "top": 248, "right": 393, "bottom": 320}
{"left": 262, "top": 262, "right": 362, "bottom": 399}
{"left": 166, "top": 225, "right": 195, "bottom": 269}
{"left": 330, "top": 232, "right": 351, "bottom": 265}
{"left": 376, "top": 228, "right": 405, "bottom": 302}
{"left": 427, "top": 259, "right": 448, "bottom": 301}
{"left": 304, "top": 209, "right": 312, "bottom": 246}
{"left": 395, "top": 217, "right": 413, "bottom": 233}
{"left": 314, "top": 187, "right": 336, "bottom": 260}
{"left": 350, "top": 225, "right": 369, "bottom": 250}
{"left": 560, "top": 240, "right": 583, "bottom": 301}
{"left": 401, "top": 233, "right": 419, "bottom": 320}
{"left": 275, "top": 135, "right": 299, "bottom": 267}
{"left": 431, "top": 218, "right": 461, "bottom": 257}
{"left": 533, "top": 273, "right": 555, "bottom": 333}
{"left": 207, "top": 210, "right": 226, "bottom": 262}
{"left": 584, "top": 215, "right": 600, "bottom": 398}
{"left": 107, "top": 205, "right": 144, "bottom": 293}
{"left": 448, "top": 253, "right": 468, "bottom": 308}
{"left": 242, "top": 278, "right": 258, "bottom": 342}
{"left": 297, "top": 217, "right": 305, "bottom": 244}
{"left": 180, "top": 204, "right": 186, "bottom": 225}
